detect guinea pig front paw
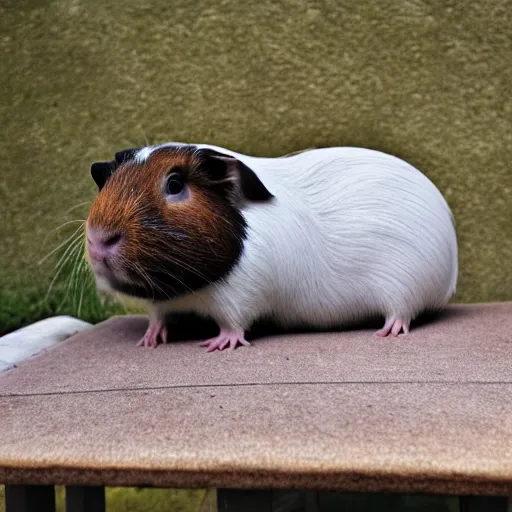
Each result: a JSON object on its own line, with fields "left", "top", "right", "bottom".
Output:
{"left": 199, "top": 328, "right": 250, "bottom": 352}
{"left": 137, "top": 320, "right": 168, "bottom": 348}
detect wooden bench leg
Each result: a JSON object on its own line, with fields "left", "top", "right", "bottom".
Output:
{"left": 459, "top": 496, "right": 509, "bottom": 512}
{"left": 217, "top": 489, "right": 272, "bottom": 511}
{"left": 272, "top": 490, "right": 319, "bottom": 511}
{"left": 217, "top": 489, "right": 320, "bottom": 511}
{"left": 4, "top": 485, "right": 56, "bottom": 512}
{"left": 65, "top": 485, "right": 105, "bottom": 512}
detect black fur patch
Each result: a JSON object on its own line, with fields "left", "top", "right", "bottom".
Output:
{"left": 199, "top": 150, "right": 229, "bottom": 181}
{"left": 91, "top": 148, "right": 138, "bottom": 190}
{"left": 91, "top": 160, "right": 117, "bottom": 190}
{"left": 115, "top": 148, "right": 138, "bottom": 164}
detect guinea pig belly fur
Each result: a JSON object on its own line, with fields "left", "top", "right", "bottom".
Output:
{"left": 86, "top": 143, "right": 458, "bottom": 350}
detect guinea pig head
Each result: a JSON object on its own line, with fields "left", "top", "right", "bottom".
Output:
{"left": 86, "top": 145, "right": 273, "bottom": 301}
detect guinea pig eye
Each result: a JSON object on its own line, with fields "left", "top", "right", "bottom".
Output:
{"left": 165, "top": 172, "right": 185, "bottom": 196}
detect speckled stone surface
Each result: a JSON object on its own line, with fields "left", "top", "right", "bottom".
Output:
{"left": 1, "top": 303, "right": 511, "bottom": 495}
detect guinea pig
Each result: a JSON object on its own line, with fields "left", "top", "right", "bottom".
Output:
{"left": 86, "top": 143, "right": 458, "bottom": 350}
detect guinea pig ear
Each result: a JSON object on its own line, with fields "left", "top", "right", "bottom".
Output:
{"left": 200, "top": 150, "right": 273, "bottom": 202}
{"left": 234, "top": 159, "right": 274, "bottom": 201}
{"left": 114, "top": 148, "right": 138, "bottom": 164}
{"left": 90, "top": 160, "right": 117, "bottom": 190}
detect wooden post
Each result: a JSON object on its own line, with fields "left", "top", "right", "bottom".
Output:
{"left": 4, "top": 485, "right": 56, "bottom": 512}
{"left": 217, "top": 489, "right": 272, "bottom": 511}
{"left": 217, "top": 489, "right": 320, "bottom": 511}
{"left": 459, "top": 496, "right": 509, "bottom": 512}
{"left": 65, "top": 486, "right": 106, "bottom": 512}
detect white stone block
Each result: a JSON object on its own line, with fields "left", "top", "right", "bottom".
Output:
{"left": 0, "top": 316, "right": 92, "bottom": 371}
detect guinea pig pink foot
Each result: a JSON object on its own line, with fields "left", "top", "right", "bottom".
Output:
{"left": 199, "top": 328, "right": 250, "bottom": 352}
{"left": 137, "top": 321, "right": 167, "bottom": 348}
{"left": 376, "top": 317, "right": 410, "bottom": 337}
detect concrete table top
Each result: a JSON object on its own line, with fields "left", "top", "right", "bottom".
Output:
{"left": 0, "top": 302, "right": 511, "bottom": 495}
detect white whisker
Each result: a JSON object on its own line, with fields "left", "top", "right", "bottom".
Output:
{"left": 39, "top": 224, "right": 84, "bottom": 265}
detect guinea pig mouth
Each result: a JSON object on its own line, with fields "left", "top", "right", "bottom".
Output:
{"left": 91, "top": 259, "right": 113, "bottom": 277}
{"left": 88, "top": 258, "right": 174, "bottom": 301}
{"left": 87, "top": 244, "right": 210, "bottom": 301}
{"left": 90, "top": 259, "right": 120, "bottom": 285}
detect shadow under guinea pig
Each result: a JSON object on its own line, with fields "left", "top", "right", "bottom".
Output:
{"left": 163, "top": 307, "right": 464, "bottom": 344}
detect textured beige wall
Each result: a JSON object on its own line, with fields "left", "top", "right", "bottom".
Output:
{"left": 1, "top": 0, "right": 511, "bottom": 319}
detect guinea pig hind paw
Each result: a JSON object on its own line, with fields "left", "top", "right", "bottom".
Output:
{"left": 376, "top": 317, "right": 410, "bottom": 337}
{"left": 137, "top": 321, "right": 168, "bottom": 348}
{"left": 199, "top": 328, "right": 250, "bottom": 352}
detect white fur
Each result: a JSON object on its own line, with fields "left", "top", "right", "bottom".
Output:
{"left": 139, "top": 144, "right": 458, "bottom": 331}
{"left": 135, "top": 142, "right": 186, "bottom": 164}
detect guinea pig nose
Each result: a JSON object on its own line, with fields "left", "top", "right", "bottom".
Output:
{"left": 86, "top": 227, "right": 123, "bottom": 262}
{"left": 104, "top": 233, "right": 122, "bottom": 247}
